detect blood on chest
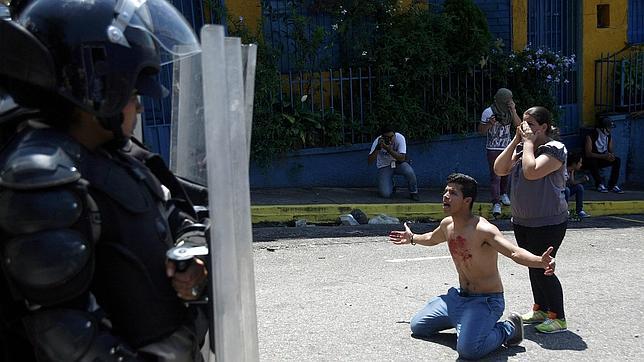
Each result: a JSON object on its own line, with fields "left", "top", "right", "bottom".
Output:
{"left": 448, "top": 235, "right": 473, "bottom": 262}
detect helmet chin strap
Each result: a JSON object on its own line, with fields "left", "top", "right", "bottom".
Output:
{"left": 98, "top": 113, "right": 129, "bottom": 150}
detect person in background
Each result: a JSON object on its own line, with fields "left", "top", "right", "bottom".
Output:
{"left": 584, "top": 116, "right": 624, "bottom": 193}
{"left": 565, "top": 152, "right": 590, "bottom": 219}
{"left": 494, "top": 106, "right": 569, "bottom": 334}
{"left": 479, "top": 88, "right": 522, "bottom": 217}
{"left": 389, "top": 173, "right": 555, "bottom": 360}
{"left": 368, "top": 124, "right": 419, "bottom": 201}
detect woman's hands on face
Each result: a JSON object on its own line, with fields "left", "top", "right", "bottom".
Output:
{"left": 519, "top": 121, "right": 538, "bottom": 143}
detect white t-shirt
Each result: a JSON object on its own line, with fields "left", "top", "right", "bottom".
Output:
{"left": 369, "top": 132, "right": 407, "bottom": 169}
{"left": 480, "top": 107, "right": 512, "bottom": 151}
{"left": 594, "top": 129, "right": 609, "bottom": 153}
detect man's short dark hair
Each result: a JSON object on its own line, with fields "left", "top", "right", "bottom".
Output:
{"left": 379, "top": 124, "right": 395, "bottom": 135}
{"left": 446, "top": 173, "right": 478, "bottom": 209}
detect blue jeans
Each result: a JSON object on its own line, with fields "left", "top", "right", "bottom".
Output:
{"left": 410, "top": 287, "right": 514, "bottom": 360}
{"left": 487, "top": 149, "right": 509, "bottom": 204}
{"left": 564, "top": 184, "right": 584, "bottom": 212}
{"left": 377, "top": 162, "right": 417, "bottom": 198}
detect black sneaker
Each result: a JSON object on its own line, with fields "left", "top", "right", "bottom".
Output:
{"left": 410, "top": 193, "right": 420, "bottom": 201}
{"left": 504, "top": 313, "right": 524, "bottom": 347}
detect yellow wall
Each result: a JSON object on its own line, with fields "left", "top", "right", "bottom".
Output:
{"left": 512, "top": 0, "right": 528, "bottom": 51}
{"left": 580, "top": 0, "right": 629, "bottom": 125}
{"left": 512, "top": 0, "right": 629, "bottom": 126}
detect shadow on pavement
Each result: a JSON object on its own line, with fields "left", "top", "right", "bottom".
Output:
{"left": 412, "top": 331, "right": 457, "bottom": 351}
{"left": 523, "top": 328, "right": 588, "bottom": 351}
{"left": 411, "top": 332, "right": 530, "bottom": 361}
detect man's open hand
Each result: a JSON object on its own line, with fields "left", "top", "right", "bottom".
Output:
{"left": 389, "top": 222, "right": 413, "bottom": 245}
{"left": 541, "top": 246, "right": 556, "bottom": 275}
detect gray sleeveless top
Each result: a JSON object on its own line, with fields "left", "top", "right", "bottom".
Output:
{"left": 510, "top": 140, "right": 568, "bottom": 227}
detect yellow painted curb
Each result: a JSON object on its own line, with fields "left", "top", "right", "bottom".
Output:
{"left": 251, "top": 200, "right": 644, "bottom": 224}
{"left": 581, "top": 200, "right": 644, "bottom": 217}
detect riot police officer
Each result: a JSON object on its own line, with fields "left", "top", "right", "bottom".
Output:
{"left": 0, "top": 0, "right": 208, "bottom": 360}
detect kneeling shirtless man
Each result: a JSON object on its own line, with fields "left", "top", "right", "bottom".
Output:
{"left": 389, "top": 173, "right": 555, "bottom": 360}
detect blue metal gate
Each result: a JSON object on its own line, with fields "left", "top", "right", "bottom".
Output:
{"left": 527, "top": 0, "right": 580, "bottom": 135}
{"left": 140, "top": 0, "right": 225, "bottom": 162}
{"left": 629, "top": 0, "right": 644, "bottom": 44}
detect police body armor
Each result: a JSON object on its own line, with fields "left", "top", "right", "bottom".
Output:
{"left": 0, "top": 125, "right": 191, "bottom": 360}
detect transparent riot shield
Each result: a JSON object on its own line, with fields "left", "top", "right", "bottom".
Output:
{"left": 170, "top": 25, "right": 258, "bottom": 361}
{"left": 170, "top": 50, "right": 207, "bottom": 184}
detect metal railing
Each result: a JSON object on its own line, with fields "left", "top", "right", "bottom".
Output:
{"left": 273, "top": 63, "right": 498, "bottom": 145}
{"left": 595, "top": 48, "right": 644, "bottom": 114}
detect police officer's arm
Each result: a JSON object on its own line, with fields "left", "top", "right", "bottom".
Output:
{"left": 0, "top": 148, "right": 141, "bottom": 361}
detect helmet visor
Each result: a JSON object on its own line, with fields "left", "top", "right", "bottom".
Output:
{"left": 111, "top": 0, "right": 201, "bottom": 65}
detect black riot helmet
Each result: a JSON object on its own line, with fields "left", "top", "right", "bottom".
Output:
{"left": 0, "top": 0, "right": 200, "bottom": 134}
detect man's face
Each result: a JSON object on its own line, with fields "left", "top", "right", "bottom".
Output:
{"left": 381, "top": 132, "right": 394, "bottom": 145}
{"left": 442, "top": 183, "right": 469, "bottom": 215}
{"left": 121, "top": 93, "right": 142, "bottom": 138}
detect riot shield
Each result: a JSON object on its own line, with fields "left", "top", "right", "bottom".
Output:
{"left": 170, "top": 25, "right": 258, "bottom": 361}
{"left": 170, "top": 50, "right": 207, "bottom": 184}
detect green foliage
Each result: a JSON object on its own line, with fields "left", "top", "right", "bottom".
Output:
{"left": 373, "top": 4, "right": 452, "bottom": 80}
{"left": 491, "top": 45, "right": 576, "bottom": 121}
{"left": 222, "top": 1, "right": 574, "bottom": 167}
{"left": 288, "top": 11, "right": 330, "bottom": 71}
{"left": 443, "top": 0, "right": 493, "bottom": 69}
{"left": 228, "top": 3, "right": 352, "bottom": 168}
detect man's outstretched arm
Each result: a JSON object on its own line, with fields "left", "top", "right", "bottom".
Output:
{"left": 389, "top": 220, "right": 447, "bottom": 247}
{"left": 484, "top": 223, "right": 555, "bottom": 275}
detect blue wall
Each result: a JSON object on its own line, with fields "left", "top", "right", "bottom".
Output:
{"left": 249, "top": 132, "right": 586, "bottom": 189}
{"left": 626, "top": 117, "right": 644, "bottom": 186}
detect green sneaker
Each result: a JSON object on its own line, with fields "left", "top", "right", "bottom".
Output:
{"left": 521, "top": 310, "right": 548, "bottom": 324}
{"left": 535, "top": 318, "right": 567, "bottom": 333}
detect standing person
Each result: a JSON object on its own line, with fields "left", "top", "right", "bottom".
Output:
{"left": 479, "top": 88, "right": 522, "bottom": 217}
{"left": 494, "top": 106, "right": 569, "bottom": 333}
{"left": 565, "top": 152, "right": 590, "bottom": 218}
{"left": 368, "top": 124, "right": 419, "bottom": 201}
{"left": 584, "top": 116, "right": 624, "bottom": 193}
{"left": 0, "top": 0, "right": 209, "bottom": 360}
{"left": 389, "top": 173, "right": 556, "bottom": 360}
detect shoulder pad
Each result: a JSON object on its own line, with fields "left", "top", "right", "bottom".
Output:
{"left": 0, "top": 186, "right": 84, "bottom": 234}
{"left": 3, "top": 229, "right": 93, "bottom": 306}
{"left": 0, "top": 128, "right": 81, "bottom": 189}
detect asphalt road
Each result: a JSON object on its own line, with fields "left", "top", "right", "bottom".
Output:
{"left": 252, "top": 215, "right": 644, "bottom": 361}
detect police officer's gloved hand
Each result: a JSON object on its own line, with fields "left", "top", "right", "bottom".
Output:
{"left": 166, "top": 219, "right": 210, "bottom": 300}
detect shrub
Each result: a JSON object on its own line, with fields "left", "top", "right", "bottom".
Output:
{"left": 492, "top": 45, "right": 576, "bottom": 120}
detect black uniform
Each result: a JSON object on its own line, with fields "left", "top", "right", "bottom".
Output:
{"left": 0, "top": 0, "right": 206, "bottom": 360}
{"left": 0, "top": 124, "right": 207, "bottom": 360}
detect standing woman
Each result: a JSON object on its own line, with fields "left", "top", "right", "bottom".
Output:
{"left": 494, "top": 106, "right": 569, "bottom": 333}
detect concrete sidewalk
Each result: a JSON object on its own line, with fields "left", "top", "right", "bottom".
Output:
{"left": 249, "top": 186, "right": 644, "bottom": 223}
